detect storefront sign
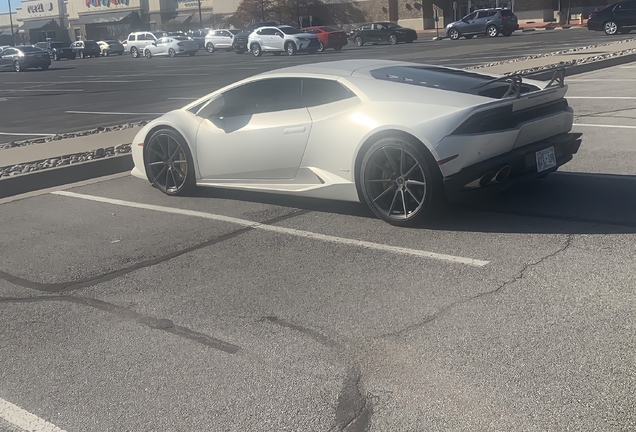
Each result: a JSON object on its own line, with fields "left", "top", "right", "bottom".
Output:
{"left": 86, "top": 0, "right": 130, "bottom": 7}
{"left": 27, "top": 2, "right": 54, "bottom": 13}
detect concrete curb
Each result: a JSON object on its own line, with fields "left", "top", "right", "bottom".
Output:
{"left": 518, "top": 52, "right": 636, "bottom": 80}
{"left": 0, "top": 154, "right": 133, "bottom": 199}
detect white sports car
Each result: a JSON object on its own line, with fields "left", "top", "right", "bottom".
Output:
{"left": 131, "top": 59, "right": 581, "bottom": 226}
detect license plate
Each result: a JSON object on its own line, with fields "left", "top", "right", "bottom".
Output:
{"left": 535, "top": 146, "right": 557, "bottom": 172}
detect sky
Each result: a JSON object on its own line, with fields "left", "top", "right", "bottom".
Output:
{"left": 0, "top": 1, "right": 20, "bottom": 14}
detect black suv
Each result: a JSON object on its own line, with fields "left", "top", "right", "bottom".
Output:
{"left": 35, "top": 40, "right": 76, "bottom": 60}
{"left": 232, "top": 21, "right": 277, "bottom": 54}
{"left": 587, "top": 1, "right": 636, "bottom": 35}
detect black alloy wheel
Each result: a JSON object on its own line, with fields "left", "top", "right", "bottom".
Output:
{"left": 251, "top": 42, "right": 262, "bottom": 57}
{"left": 388, "top": 34, "right": 397, "bottom": 45}
{"left": 449, "top": 28, "right": 460, "bottom": 40}
{"left": 144, "top": 129, "right": 195, "bottom": 196}
{"left": 360, "top": 136, "right": 442, "bottom": 227}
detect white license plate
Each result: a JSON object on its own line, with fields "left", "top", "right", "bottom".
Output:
{"left": 535, "top": 146, "right": 557, "bottom": 172}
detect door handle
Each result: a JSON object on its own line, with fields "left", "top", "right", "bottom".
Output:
{"left": 283, "top": 126, "right": 306, "bottom": 134}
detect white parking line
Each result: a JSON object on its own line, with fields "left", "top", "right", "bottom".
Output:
{"left": 167, "top": 97, "right": 198, "bottom": 100}
{"left": 0, "top": 132, "right": 56, "bottom": 136}
{"left": 0, "top": 89, "right": 84, "bottom": 92}
{"left": 568, "top": 97, "right": 636, "bottom": 99}
{"left": 0, "top": 397, "right": 66, "bottom": 432}
{"left": 568, "top": 79, "right": 636, "bottom": 82}
{"left": 573, "top": 123, "right": 636, "bottom": 129}
{"left": 66, "top": 110, "right": 163, "bottom": 115}
{"left": 51, "top": 190, "right": 491, "bottom": 267}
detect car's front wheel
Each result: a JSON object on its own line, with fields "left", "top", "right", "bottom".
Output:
{"left": 144, "top": 129, "right": 196, "bottom": 196}
{"left": 145, "top": 49, "right": 152, "bottom": 59}
{"left": 168, "top": 48, "right": 176, "bottom": 57}
{"left": 131, "top": 47, "right": 139, "bottom": 58}
{"left": 251, "top": 42, "right": 262, "bottom": 57}
{"left": 604, "top": 20, "right": 618, "bottom": 35}
{"left": 388, "top": 34, "right": 398, "bottom": 45}
{"left": 354, "top": 36, "right": 364, "bottom": 46}
{"left": 448, "top": 28, "right": 460, "bottom": 40}
{"left": 206, "top": 42, "right": 215, "bottom": 53}
{"left": 487, "top": 25, "right": 499, "bottom": 37}
{"left": 359, "top": 135, "right": 442, "bottom": 227}
{"left": 285, "top": 41, "right": 296, "bottom": 56}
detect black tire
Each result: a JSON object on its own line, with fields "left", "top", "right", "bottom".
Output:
{"left": 448, "top": 28, "right": 460, "bottom": 40}
{"left": 168, "top": 48, "right": 176, "bottom": 58}
{"left": 604, "top": 20, "right": 619, "bottom": 35}
{"left": 359, "top": 135, "right": 443, "bottom": 227}
{"left": 144, "top": 129, "right": 196, "bottom": 196}
{"left": 40, "top": 65, "right": 49, "bottom": 70}
{"left": 13, "top": 61, "right": 21, "bottom": 72}
{"left": 145, "top": 49, "right": 152, "bottom": 59}
{"left": 354, "top": 36, "right": 364, "bottom": 46}
{"left": 334, "top": 45, "right": 343, "bottom": 51}
{"left": 206, "top": 42, "right": 215, "bottom": 53}
{"left": 465, "top": 34, "right": 474, "bottom": 39}
{"left": 235, "top": 49, "right": 245, "bottom": 54}
{"left": 317, "top": 40, "right": 325, "bottom": 52}
{"left": 131, "top": 46, "right": 139, "bottom": 58}
{"left": 285, "top": 41, "right": 296, "bottom": 56}
{"left": 251, "top": 42, "right": 262, "bottom": 57}
{"left": 487, "top": 24, "right": 499, "bottom": 37}
{"left": 388, "top": 34, "right": 397, "bottom": 45}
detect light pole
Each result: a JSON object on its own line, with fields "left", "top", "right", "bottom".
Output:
{"left": 7, "top": 0, "right": 15, "bottom": 46}
{"left": 197, "top": 0, "right": 203, "bottom": 27}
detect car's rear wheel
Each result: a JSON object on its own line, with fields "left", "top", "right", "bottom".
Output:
{"left": 359, "top": 135, "right": 442, "bottom": 227}
{"left": 388, "top": 34, "right": 398, "bottom": 45}
{"left": 285, "top": 41, "right": 296, "bottom": 56}
{"left": 251, "top": 42, "right": 262, "bottom": 56}
{"left": 145, "top": 129, "right": 195, "bottom": 196}
{"left": 487, "top": 25, "right": 499, "bottom": 37}
{"left": 604, "top": 21, "right": 618, "bottom": 35}
{"left": 449, "top": 28, "right": 460, "bottom": 40}
{"left": 131, "top": 47, "right": 139, "bottom": 58}
{"left": 206, "top": 42, "right": 215, "bottom": 53}
{"left": 317, "top": 40, "right": 325, "bottom": 52}
{"left": 168, "top": 48, "right": 176, "bottom": 57}
{"left": 13, "top": 61, "right": 21, "bottom": 72}
{"left": 354, "top": 36, "right": 364, "bottom": 46}
{"left": 145, "top": 49, "right": 152, "bottom": 59}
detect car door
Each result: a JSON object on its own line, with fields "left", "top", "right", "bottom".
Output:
{"left": 195, "top": 78, "right": 312, "bottom": 180}
{"left": 154, "top": 37, "right": 170, "bottom": 55}
{"left": 272, "top": 29, "right": 286, "bottom": 50}
{"left": 219, "top": 30, "right": 233, "bottom": 48}
{"left": 374, "top": 23, "right": 389, "bottom": 42}
{"left": 358, "top": 24, "right": 372, "bottom": 40}
{"left": 0, "top": 48, "right": 16, "bottom": 70}
{"left": 459, "top": 12, "right": 478, "bottom": 34}
{"left": 472, "top": 11, "right": 491, "bottom": 33}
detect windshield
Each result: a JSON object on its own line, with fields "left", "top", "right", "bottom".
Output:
{"left": 385, "top": 23, "right": 401, "bottom": 29}
{"left": 173, "top": 36, "right": 189, "bottom": 41}
{"left": 19, "top": 46, "right": 44, "bottom": 52}
{"left": 50, "top": 42, "right": 66, "bottom": 49}
{"left": 280, "top": 26, "right": 302, "bottom": 34}
{"left": 322, "top": 26, "right": 340, "bottom": 32}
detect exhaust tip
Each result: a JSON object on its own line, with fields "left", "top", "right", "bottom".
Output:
{"left": 495, "top": 165, "right": 512, "bottom": 182}
{"left": 479, "top": 171, "right": 496, "bottom": 187}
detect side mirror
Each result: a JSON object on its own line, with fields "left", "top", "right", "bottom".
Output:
{"left": 197, "top": 95, "right": 225, "bottom": 119}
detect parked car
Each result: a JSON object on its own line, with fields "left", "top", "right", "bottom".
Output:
{"left": 0, "top": 45, "right": 10, "bottom": 54}
{"left": 249, "top": 25, "right": 320, "bottom": 56}
{"left": 126, "top": 31, "right": 166, "bottom": 58}
{"left": 143, "top": 36, "right": 198, "bottom": 58}
{"left": 129, "top": 59, "right": 581, "bottom": 227}
{"left": 204, "top": 29, "right": 239, "bottom": 52}
{"left": 70, "top": 40, "right": 101, "bottom": 58}
{"left": 35, "top": 40, "right": 75, "bottom": 60}
{"left": 350, "top": 22, "right": 417, "bottom": 46}
{"left": 587, "top": 1, "right": 636, "bottom": 35}
{"left": 188, "top": 28, "right": 210, "bottom": 48}
{"left": 0, "top": 45, "right": 51, "bottom": 71}
{"left": 301, "top": 26, "right": 348, "bottom": 51}
{"left": 97, "top": 40, "right": 125, "bottom": 56}
{"left": 445, "top": 8, "right": 519, "bottom": 40}
{"left": 232, "top": 21, "right": 278, "bottom": 54}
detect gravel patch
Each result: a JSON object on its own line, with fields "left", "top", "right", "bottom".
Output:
{"left": 0, "top": 144, "right": 131, "bottom": 178}
{"left": 0, "top": 121, "right": 149, "bottom": 150}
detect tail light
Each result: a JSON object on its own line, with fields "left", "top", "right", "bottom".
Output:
{"left": 588, "top": 12, "right": 596, "bottom": 19}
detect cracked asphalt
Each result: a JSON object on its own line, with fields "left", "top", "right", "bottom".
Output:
{"left": 1, "top": 63, "right": 636, "bottom": 430}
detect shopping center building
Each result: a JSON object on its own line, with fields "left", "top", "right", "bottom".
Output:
{"left": 4, "top": 0, "right": 609, "bottom": 44}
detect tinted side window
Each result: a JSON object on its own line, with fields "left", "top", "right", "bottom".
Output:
{"left": 128, "top": 35, "right": 136, "bottom": 41}
{"left": 2, "top": 48, "right": 16, "bottom": 55}
{"left": 301, "top": 79, "right": 355, "bottom": 107}
{"left": 476, "top": 11, "right": 489, "bottom": 18}
{"left": 465, "top": 12, "right": 477, "bottom": 20}
{"left": 220, "top": 78, "right": 303, "bottom": 117}
{"left": 259, "top": 28, "right": 276, "bottom": 35}
{"left": 622, "top": 1, "right": 636, "bottom": 9}
{"left": 362, "top": 24, "right": 372, "bottom": 30}
{"left": 500, "top": 9, "right": 514, "bottom": 16}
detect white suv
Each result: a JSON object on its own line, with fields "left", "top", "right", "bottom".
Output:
{"left": 204, "top": 29, "right": 239, "bottom": 53}
{"left": 126, "top": 31, "right": 166, "bottom": 58}
{"left": 248, "top": 26, "right": 320, "bottom": 56}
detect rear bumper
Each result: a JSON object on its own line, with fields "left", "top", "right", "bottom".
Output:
{"left": 587, "top": 21, "right": 603, "bottom": 31}
{"left": 443, "top": 132, "right": 582, "bottom": 201}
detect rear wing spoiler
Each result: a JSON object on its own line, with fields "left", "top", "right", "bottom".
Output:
{"left": 471, "top": 62, "right": 576, "bottom": 99}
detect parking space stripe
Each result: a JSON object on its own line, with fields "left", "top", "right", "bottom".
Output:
{"left": 51, "top": 190, "right": 490, "bottom": 267}
{"left": 568, "top": 97, "right": 636, "bottom": 99}
{"left": 0, "top": 132, "right": 56, "bottom": 136}
{"left": 65, "top": 110, "right": 163, "bottom": 115}
{"left": 0, "top": 398, "right": 66, "bottom": 432}
{"left": 573, "top": 123, "right": 636, "bottom": 129}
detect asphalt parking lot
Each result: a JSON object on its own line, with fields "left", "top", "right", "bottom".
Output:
{"left": 0, "top": 28, "right": 634, "bottom": 144}
{"left": 1, "top": 59, "right": 635, "bottom": 430}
